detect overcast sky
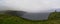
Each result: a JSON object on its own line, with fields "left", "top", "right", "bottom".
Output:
{"left": 0, "top": 0, "right": 60, "bottom": 13}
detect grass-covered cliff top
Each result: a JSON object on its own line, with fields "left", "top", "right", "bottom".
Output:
{"left": 0, "top": 12, "right": 60, "bottom": 24}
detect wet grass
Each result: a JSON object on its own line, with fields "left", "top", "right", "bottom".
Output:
{"left": 0, "top": 12, "right": 60, "bottom": 24}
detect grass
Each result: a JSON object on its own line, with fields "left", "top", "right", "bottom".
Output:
{"left": 0, "top": 12, "right": 60, "bottom": 24}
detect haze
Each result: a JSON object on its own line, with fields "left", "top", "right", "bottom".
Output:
{"left": 0, "top": 0, "right": 60, "bottom": 13}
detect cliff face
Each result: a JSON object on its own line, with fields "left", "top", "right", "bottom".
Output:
{"left": 5, "top": 10, "right": 26, "bottom": 16}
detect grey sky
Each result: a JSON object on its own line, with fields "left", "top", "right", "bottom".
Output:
{"left": 0, "top": 0, "right": 60, "bottom": 13}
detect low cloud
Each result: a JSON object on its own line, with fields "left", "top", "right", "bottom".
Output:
{"left": 0, "top": 0, "right": 60, "bottom": 13}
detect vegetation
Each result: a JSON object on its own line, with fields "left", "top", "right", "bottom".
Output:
{"left": 0, "top": 12, "right": 60, "bottom": 24}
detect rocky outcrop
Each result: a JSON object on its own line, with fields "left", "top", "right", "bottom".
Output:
{"left": 5, "top": 10, "right": 26, "bottom": 16}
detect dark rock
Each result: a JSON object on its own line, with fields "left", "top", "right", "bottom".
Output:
{"left": 5, "top": 10, "right": 26, "bottom": 16}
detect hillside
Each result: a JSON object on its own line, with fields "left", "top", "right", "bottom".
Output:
{"left": 0, "top": 12, "right": 60, "bottom": 24}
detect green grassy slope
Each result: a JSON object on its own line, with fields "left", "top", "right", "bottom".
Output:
{"left": 0, "top": 12, "right": 60, "bottom": 24}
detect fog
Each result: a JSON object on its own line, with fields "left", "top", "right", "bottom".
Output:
{"left": 0, "top": 0, "right": 60, "bottom": 13}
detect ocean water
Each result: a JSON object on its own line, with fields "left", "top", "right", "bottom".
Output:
{"left": 20, "top": 12, "right": 51, "bottom": 20}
